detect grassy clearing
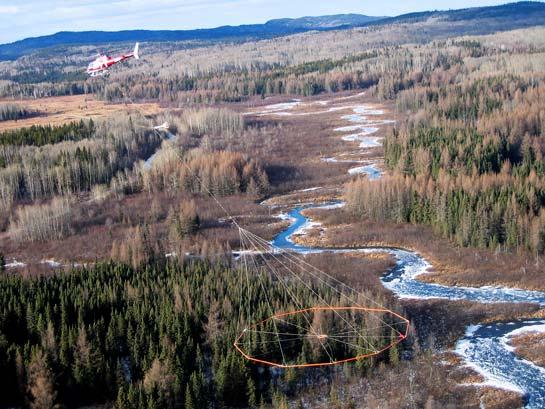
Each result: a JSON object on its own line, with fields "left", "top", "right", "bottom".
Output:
{"left": 0, "top": 95, "right": 162, "bottom": 132}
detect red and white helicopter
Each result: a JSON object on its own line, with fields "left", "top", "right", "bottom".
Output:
{"left": 87, "top": 43, "right": 139, "bottom": 77}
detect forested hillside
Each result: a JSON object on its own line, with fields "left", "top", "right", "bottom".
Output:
{"left": 2, "top": 2, "right": 545, "bottom": 100}
{"left": 2, "top": 2, "right": 544, "bottom": 61}
{"left": 1, "top": 3, "right": 545, "bottom": 408}
{"left": 0, "top": 14, "right": 385, "bottom": 61}
{"left": 346, "top": 31, "right": 545, "bottom": 255}
{"left": 0, "top": 117, "right": 161, "bottom": 212}
{"left": 0, "top": 259, "right": 404, "bottom": 408}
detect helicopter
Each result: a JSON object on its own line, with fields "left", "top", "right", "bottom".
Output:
{"left": 87, "top": 42, "right": 139, "bottom": 77}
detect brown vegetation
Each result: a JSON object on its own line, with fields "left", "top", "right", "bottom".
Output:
{"left": 9, "top": 197, "right": 73, "bottom": 242}
{"left": 27, "top": 350, "right": 56, "bottom": 409}
{"left": 0, "top": 95, "right": 161, "bottom": 131}
{"left": 0, "top": 103, "right": 35, "bottom": 122}
{"left": 296, "top": 207, "right": 545, "bottom": 291}
{"left": 289, "top": 350, "right": 523, "bottom": 409}
{"left": 0, "top": 190, "right": 283, "bottom": 269}
{"left": 304, "top": 252, "right": 396, "bottom": 295}
{"left": 2, "top": 20, "right": 545, "bottom": 409}
{"left": 0, "top": 91, "right": 387, "bottom": 268}
{"left": 261, "top": 187, "right": 341, "bottom": 207}
{"left": 144, "top": 148, "right": 269, "bottom": 196}
{"left": 0, "top": 115, "right": 161, "bottom": 213}
{"left": 344, "top": 33, "right": 545, "bottom": 263}
{"left": 404, "top": 299, "right": 539, "bottom": 349}
{"left": 509, "top": 331, "right": 545, "bottom": 367}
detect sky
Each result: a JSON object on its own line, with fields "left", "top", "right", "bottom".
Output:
{"left": 0, "top": 0, "right": 525, "bottom": 44}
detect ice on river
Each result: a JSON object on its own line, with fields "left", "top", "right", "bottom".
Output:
{"left": 270, "top": 202, "right": 545, "bottom": 406}
{"left": 259, "top": 92, "right": 545, "bottom": 407}
{"left": 144, "top": 131, "right": 177, "bottom": 169}
{"left": 348, "top": 164, "right": 383, "bottom": 179}
{"left": 342, "top": 134, "right": 383, "bottom": 148}
{"left": 456, "top": 320, "right": 545, "bottom": 408}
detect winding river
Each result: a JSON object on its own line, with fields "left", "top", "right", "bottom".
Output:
{"left": 271, "top": 204, "right": 545, "bottom": 408}
{"left": 259, "top": 95, "right": 545, "bottom": 408}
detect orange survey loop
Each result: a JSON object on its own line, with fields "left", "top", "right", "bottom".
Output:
{"left": 234, "top": 306, "right": 410, "bottom": 369}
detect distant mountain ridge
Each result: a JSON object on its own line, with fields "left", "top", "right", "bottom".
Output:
{"left": 0, "top": 14, "right": 384, "bottom": 61}
{"left": 266, "top": 14, "right": 385, "bottom": 28}
{"left": 1, "top": 1, "right": 545, "bottom": 61}
{"left": 369, "top": 0, "right": 545, "bottom": 25}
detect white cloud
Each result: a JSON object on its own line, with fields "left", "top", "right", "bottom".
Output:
{"left": 0, "top": 0, "right": 273, "bottom": 43}
{"left": 0, "top": 0, "right": 514, "bottom": 44}
{"left": 0, "top": 6, "right": 18, "bottom": 14}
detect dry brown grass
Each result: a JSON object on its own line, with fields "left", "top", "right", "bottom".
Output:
{"left": 292, "top": 348, "right": 523, "bottom": 409}
{"left": 0, "top": 95, "right": 162, "bottom": 131}
{"left": 296, "top": 209, "right": 545, "bottom": 291}
{"left": 0, "top": 191, "right": 278, "bottom": 269}
{"left": 1, "top": 92, "right": 388, "bottom": 271}
{"left": 261, "top": 187, "right": 341, "bottom": 207}
{"left": 0, "top": 91, "right": 535, "bottom": 409}
{"left": 509, "top": 332, "right": 545, "bottom": 368}
{"left": 304, "top": 251, "right": 396, "bottom": 294}
{"left": 479, "top": 387, "right": 524, "bottom": 409}
{"left": 241, "top": 94, "right": 392, "bottom": 193}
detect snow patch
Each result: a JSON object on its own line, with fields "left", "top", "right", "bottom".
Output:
{"left": 353, "top": 106, "right": 384, "bottom": 116}
{"left": 5, "top": 259, "right": 26, "bottom": 268}
{"left": 292, "top": 220, "right": 323, "bottom": 238}
{"left": 276, "top": 212, "right": 295, "bottom": 222}
{"left": 504, "top": 322, "right": 545, "bottom": 338}
{"left": 297, "top": 186, "right": 323, "bottom": 192}
{"left": 314, "top": 202, "right": 346, "bottom": 210}
{"left": 465, "top": 324, "right": 482, "bottom": 338}
{"left": 322, "top": 157, "right": 366, "bottom": 164}
{"left": 500, "top": 321, "right": 545, "bottom": 354}
{"left": 252, "top": 100, "right": 302, "bottom": 115}
{"left": 41, "top": 259, "right": 62, "bottom": 268}
{"left": 334, "top": 124, "right": 379, "bottom": 133}
{"left": 342, "top": 134, "right": 383, "bottom": 148}
{"left": 348, "top": 164, "right": 383, "bottom": 179}
{"left": 144, "top": 131, "right": 177, "bottom": 169}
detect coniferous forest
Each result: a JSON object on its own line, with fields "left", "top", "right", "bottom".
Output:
{"left": 347, "top": 73, "right": 545, "bottom": 254}
{"left": 2, "top": 2, "right": 545, "bottom": 408}
{"left": 0, "top": 258, "right": 401, "bottom": 408}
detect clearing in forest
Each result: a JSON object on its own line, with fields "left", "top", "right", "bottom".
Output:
{"left": 0, "top": 95, "right": 162, "bottom": 131}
